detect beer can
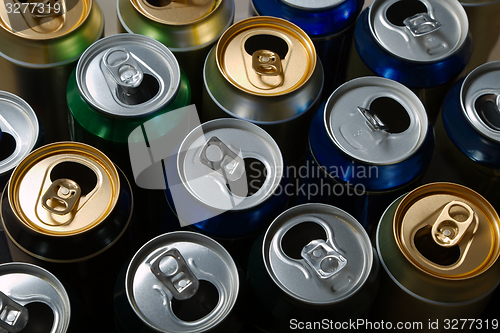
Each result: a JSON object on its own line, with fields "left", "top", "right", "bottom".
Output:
{"left": 0, "top": 0, "right": 104, "bottom": 143}
{"left": 0, "top": 262, "right": 71, "bottom": 333}
{"left": 247, "top": 203, "right": 379, "bottom": 332}
{"left": 117, "top": 0, "right": 235, "bottom": 109}
{"left": 114, "top": 231, "right": 243, "bottom": 333}
{"left": 347, "top": 0, "right": 472, "bottom": 122}
{"left": 1, "top": 142, "right": 134, "bottom": 332}
{"left": 374, "top": 183, "right": 500, "bottom": 331}
{"left": 203, "top": 16, "right": 324, "bottom": 166}
{"left": 251, "top": 0, "right": 364, "bottom": 98}
{"left": 299, "top": 77, "right": 434, "bottom": 230}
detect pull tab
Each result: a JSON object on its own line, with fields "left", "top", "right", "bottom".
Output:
{"left": 431, "top": 201, "right": 476, "bottom": 247}
{"left": 16, "top": 0, "right": 66, "bottom": 33}
{"left": 199, "top": 137, "right": 245, "bottom": 183}
{"left": 41, "top": 179, "right": 81, "bottom": 216}
{"left": 26, "top": 0, "right": 66, "bottom": 18}
{"left": 0, "top": 291, "right": 29, "bottom": 333}
{"left": 403, "top": 13, "right": 441, "bottom": 37}
{"left": 358, "top": 107, "right": 388, "bottom": 132}
{"left": 150, "top": 249, "right": 199, "bottom": 301}
{"left": 301, "top": 239, "right": 347, "bottom": 279}
{"left": 249, "top": 50, "right": 284, "bottom": 89}
{"left": 102, "top": 48, "right": 144, "bottom": 94}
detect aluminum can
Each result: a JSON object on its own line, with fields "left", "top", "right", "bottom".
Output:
{"left": 374, "top": 183, "right": 500, "bottom": 332}
{"left": 0, "top": 262, "right": 71, "bottom": 333}
{"left": 251, "top": 0, "right": 364, "bottom": 98}
{"left": 0, "top": 0, "right": 103, "bottom": 143}
{"left": 246, "top": 203, "right": 379, "bottom": 332}
{"left": 299, "top": 77, "right": 434, "bottom": 230}
{"left": 203, "top": 16, "right": 324, "bottom": 166}
{"left": 114, "top": 231, "right": 244, "bottom": 333}
{"left": 1, "top": 142, "right": 134, "bottom": 333}
{"left": 347, "top": 0, "right": 472, "bottom": 123}
{"left": 117, "top": 0, "right": 234, "bottom": 109}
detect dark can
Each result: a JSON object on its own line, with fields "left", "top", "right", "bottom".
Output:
{"left": 202, "top": 16, "right": 324, "bottom": 166}
{"left": 114, "top": 231, "right": 243, "bottom": 333}
{"left": 117, "top": 0, "right": 234, "bottom": 108}
{"left": 1, "top": 142, "right": 134, "bottom": 333}
{"left": 0, "top": 0, "right": 103, "bottom": 143}
{"left": 347, "top": 0, "right": 472, "bottom": 122}
{"left": 247, "top": 203, "right": 379, "bottom": 332}
{"left": 374, "top": 183, "right": 500, "bottom": 331}
{"left": 251, "top": 0, "right": 364, "bottom": 98}
{"left": 299, "top": 76, "right": 434, "bottom": 230}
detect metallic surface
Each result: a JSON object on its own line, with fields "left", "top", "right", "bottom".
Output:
{"left": 130, "top": 0, "right": 218, "bottom": 24}
{"left": 282, "top": 0, "right": 344, "bottom": 9}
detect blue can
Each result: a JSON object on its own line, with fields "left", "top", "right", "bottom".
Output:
{"left": 251, "top": 0, "right": 364, "bottom": 98}
{"left": 348, "top": 0, "right": 473, "bottom": 122}
{"left": 297, "top": 77, "right": 434, "bottom": 230}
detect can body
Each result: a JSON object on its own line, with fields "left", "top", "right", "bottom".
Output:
{"left": 0, "top": 0, "right": 104, "bottom": 143}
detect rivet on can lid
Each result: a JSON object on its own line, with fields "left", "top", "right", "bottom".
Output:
{"left": 0, "top": 291, "right": 29, "bottom": 333}
{"left": 130, "top": 0, "right": 218, "bottom": 25}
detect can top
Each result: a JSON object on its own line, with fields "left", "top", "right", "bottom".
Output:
{"left": 0, "top": 0, "right": 92, "bottom": 40}
{"left": 325, "top": 77, "right": 428, "bottom": 165}
{"left": 178, "top": 118, "right": 283, "bottom": 211}
{"left": 394, "top": 183, "right": 500, "bottom": 280}
{"left": 369, "top": 0, "right": 468, "bottom": 62}
{"left": 281, "top": 0, "right": 345, "bottom": 9}
{"left": 8, "top": 142, "right": 120, "bottom": 236}
{"left": 130, "top": 0, "right": 219, "bottom": 25}
{"left": 216, "top": 16, "right": 316, "bottom": 96}
{"left": 76, "top": 34, "right": 180, "bottom": 118}
{"left": 0, "top": 262, "right": 70, "bottom": 333}
{"left": 461, "top": 61, "right": 500, "bottom": 144}
{"left": 263, "top": 204, "right": 373, "bottom": 305}
{"left": 0, "top": 92, "right": 39, "bottom": 178}
{"left": 126, "top": 231, "right": 239, "bottom": 333}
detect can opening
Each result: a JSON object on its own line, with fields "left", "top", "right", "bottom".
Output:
{"left": 414, "top": 226, "right": 461, "bottom": 266}
{"left": 244, "top": 35, "right": 289, "bottom": 60}
{"left": 171, "top": 280, "right": 219, "bottom": 322}
{"left": 144, "top": 0, "right": 172, "bottom": 7}
{"left": 475, "top": 94, "right": 500, "bottom": 131}
{"left": 50, "top": 162, "right": 98, "bottom": 196}
{"left": 369, "top": 97, "right": 411, "bottom": 134}
{"left": 281, "top": 222, "right": 327, "bottom": 260}
{"left": 0, "top": 132, "right": 16, "bottom": 161}
{"left": 386, "top": 0, "right": 427, "bottom": 27}
{"left": 22, "top": 302, "right": 54, "bottom": 333}
{"left": 227, "top": 158, "right": 266, "bottom": 197}
{"left": 117, "top": 74, "right": 160, "bottom": 106}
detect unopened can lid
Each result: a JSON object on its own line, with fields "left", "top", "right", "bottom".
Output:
{"left": 130, "top": 0, "right": 219, "bottom": 24}
{"left": 0, "top": 92, "right": 39, "bottom": 178}
{"left": 461, "top": 61, "right": 500, "bottom": 144}
{"left": 325, "top": 77, "right": 428, "bottom": 165}
{"left": 178, "top": 118, "right": 283, "bottom": 211}
{"left": 263, "top": 204, "right": 373, "bottom": 305}
{"left": 126, "top": 231, "right": 239, "bottom": 333}
{"left": 0, "top": 262, "right": 70, "bottom": 333}
{"left": 394, "top": 183, "right": 500, "bottom": 279}
{"left": 369, "top": 0, "right": 468, "bottom": 62}
{"left": 77, "top": 34, "right": 180, "bottom": 118}
{"left": 282, "top": 0, "right": 345, "bottom": 9}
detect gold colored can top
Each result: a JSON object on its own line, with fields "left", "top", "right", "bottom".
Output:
{"left": 0, "top": 0, "right": 91, "bottom": 40}
{"left": 130, "top": 0, "right": 218, "bottom": 25}
{"left": 8, "top": 142, "right": 120, "bottom": 236}
{"left": 394, "top": 183, "right": 500, "bottom": 280}
{"left": 216, "top": 16, "right": 316, "bottom": 96}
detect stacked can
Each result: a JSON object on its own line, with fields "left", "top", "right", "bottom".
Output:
{"left": 117, "top": 0, "right": 235, "bottom": 108}
{"left": 299, "top": 77, "right": 433, "bottom": 230}
{"left": 347, "top": 0, "right": 472, "bottom": 123}
{"left": 1, "top": 142, "right": 134, "bottom": 333}
{"left": 203, "top": 16, "right": 324, "bottom": 166}
{"left": 114, "top": 231, "right": 244, "bottom": 332}
{"left": 0, "top": 0, "right": 103, "bottom": 143}
{"left": 375, "top": 183, "right": 500, "bottom": 331}
{"left": 251, "top": 0, "right": 364, "bottom": 98}
{"left": 247, "top": 204, "right": 378, "bottom": 332}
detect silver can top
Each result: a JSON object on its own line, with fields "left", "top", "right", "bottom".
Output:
{"left": 325, "top": 77, "right": 428, "bottom": 164}
{"left": 76, "top": 34, "right": 180, "bottom": 118}
{"left": 369, "top": 0, "right": 469, "bottom": 62}
{"left": 281, "top": 0, "right": 346, "bottom": 9}
{"left": 125, "top": 232, "right": 239, "bottom": 333}
{"left": 263, "top": 204, "right": 373, "bottom": 305}
{"left": 462, "top": 61, "right": 500, "bottom": 143}
{"left": 0, "top": 92, "right": 39, "bottom": 178}
{"left": 177, "top": 118, "right": 283, "bottom": 211}
{"left": 0, "top": 262, "right": 70, "bottom": 333}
